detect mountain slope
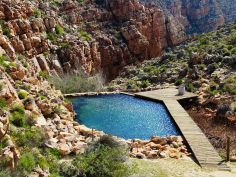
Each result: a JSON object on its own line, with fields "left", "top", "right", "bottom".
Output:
{"left": 141, "top": 0, "right": 236, "bottom": 33}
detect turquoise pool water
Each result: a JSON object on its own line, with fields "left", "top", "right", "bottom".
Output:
{"left": 70, "top": 94, "right": 180, "bottom": 140}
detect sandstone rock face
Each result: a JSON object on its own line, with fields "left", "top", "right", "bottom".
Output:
{"left": 141, "top": 0, "right": 236, "bottom": 33}
{"left": 0, "top": 0, "right": 189, "bottom": 80}
{"left": 0, "top": 0, "right": 235, "bottom": 80}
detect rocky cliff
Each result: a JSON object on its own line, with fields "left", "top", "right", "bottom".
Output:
{"left": 142, "top": 0, "right": 236, "bottom": 33}
{"left": 0, "top": 0, "right": 235, "bottom": 81}
{"left": 0, "top": 0, "right": 188, "bottom": 80}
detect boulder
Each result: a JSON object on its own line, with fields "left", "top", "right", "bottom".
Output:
{"left": 159, "top": 152, "right": 167, "bottom": 158}
{"left": 36, "top": 54, "right": 50, "bottom": 73}
{"left": 135, "top": 152, "right": 145, "bottom": 159}
{"left": 57, "top": 143, "right": 71, "bottom": 156}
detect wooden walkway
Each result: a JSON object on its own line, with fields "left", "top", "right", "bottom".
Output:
{"left": 135, "top": 88, "right": 230, "bottom": 171}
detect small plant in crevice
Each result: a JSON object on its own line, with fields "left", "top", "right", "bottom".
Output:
{"left": 0, "top": 20, "right": 11, "bottom": 37}
{"left": 33, "top": 8, "right": 42, "bottom": 18}
{"left": 17, "top": 90, "right": 29, "bottom": 100}
{"left": 47, "top": 32, "right": 57, "bottom": 43}
{"left": 53, "top": 105, "right": 63, "bottom": 115}
{"left": 78, "top": 30, "right": 92, "bottom": 41}
{"left": 0, "top": 83, "right": 3, "bottom": 92}
{"left": 39, "top": 71, "right": 49, "bottom": 80}
{"left": 0, "top": 98, "right": 7, "bottom": 109}
{"left": 0, "top": 55, "right": 8, "bottom": 68}
{"left": 55, "top": 24, "right": 64, "bottom": 35}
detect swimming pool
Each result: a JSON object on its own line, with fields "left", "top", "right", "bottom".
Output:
{"left": 70, "top": 94, "right": 180, "bottom": 140}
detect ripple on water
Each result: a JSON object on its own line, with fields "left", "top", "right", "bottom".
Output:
{"left": 70, "top": 94, "right": 180, "bottom": 140}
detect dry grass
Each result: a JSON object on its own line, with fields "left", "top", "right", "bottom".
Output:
{"left": 130, "top": 158, "right": 236, "bottom": 177}
{"left": 49, "top": 73, "right": 105, "bottom": 94}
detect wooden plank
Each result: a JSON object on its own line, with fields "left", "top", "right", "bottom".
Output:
{"left": 135, "top": 88, "right": 230, "bottom": 171}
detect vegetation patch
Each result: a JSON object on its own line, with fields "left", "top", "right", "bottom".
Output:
{"left": 17, "top": 90, "right": 29, "bottom": 100}
{"left": 39, "top": 71, "right": 49, "bottom": 80}
{"left": 0, "top": 98, "right": 7, "bottom": 109}
{"left": 223, "top": 74, "right": 236, "bottom": 95}
{"left": 78, "top": 30, "right": 92, "bottom": 41}
{"left": 9, "top": 103, "right": 26, "bottom": 127}
{"left": 49, "top": 73, "right": 104, "bottom": 94}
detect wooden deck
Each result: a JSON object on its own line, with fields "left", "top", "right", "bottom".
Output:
{"left": 135, "top": 88, "right": 230, "bottom": 171}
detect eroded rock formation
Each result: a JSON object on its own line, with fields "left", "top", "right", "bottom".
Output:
{"left": 0, "top": 0, "right": 235, "bottom": 80}
{"left": 142, "top": 0, "right": 236, "bottom": 33}
{"left": 0, "top": 0, "right": 187, "bottom": 80}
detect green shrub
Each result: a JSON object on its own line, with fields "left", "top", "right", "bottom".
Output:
{"left": 0, "top": 20, "right": 10, "bottom": 37}
{"left": 20, "top": 84, "right": 31, "bottom": 91}
{"left": 0, "top": 137, "right": 8, "bottom": 150}
{"left": 144, "top": 66, "right": 160, "bottom": 75}
{"left": 126, "top": 80, "right": 138, "bottom": 90}
{"left": 10, "top": 104, "right": 26, "bottom": 127}
{"left": 11, "top": 127, "right": 45, "bottom": 147}
{"left": 0, "top": 55, "right": 8, "bottom": 68}
{"left": 64, "top": 98, "right": 71, "bottom": 104}
{"left": 55, "top": 24, "right": 64, "bottom": 35}
{"left": 186, "top": 83, "right": 197, "bottom": 93}
{"left": 11, "top": 147, "right": 62, "bottom": 176}
{"left": 23, "top": 62, "right": 29, "bottom": 68}
{"left": 231, "top": 47, "right": 236, "bottom": 55}
{"left": 40, "top": 95, "right": 47, "bottom": 100}
{"left": 17, "top": 89, "right": 29, "bottom": 99}
{"left": 39, "top": 71, "right": 49, "bottom": 79}
{"left": 44, "top": 148, "right": 61, "bottom": 176}
{"left": 199, "top": 35, "right": 209, "bottom": 45}
{"left": 45, "top": 148, "right": 61, "bottom": 159}
{"left": 138, "top": 80, "right": 150, "bottom": 88}
{"left": 33, "top": 8, "right": 41, "bottom": 18}
{"left": 0, "top": 83, "right": 3, "bottom": 91}
{"left": 10, "top": 111, "right": 25, "bottom": 127}
{"left": 0, "top": 169, "right": 11, "bottom": 177}
{"left": 34, "top": 152, "right": 49, "bottom": 170}
{"left": 50, "top": 0, "right": 61, "bottom": 7}
{"left": 59, "top": 162, "right": 77, "bottom": 177}
{"left": 53, "top": 105, "right": 63, "bottom": 114}
{"left": 16, "top": 152, "right": 36, "bottom": 174}
{"left": 11, "top": 103, "right": 25, "bottom": 114}
{"left": 79, "top": 30, "right": 91, "bottom": 41}
{"left": 47, "top": 32, "right": 57, "bottom": 43}
{"left": 73, "top": 145, "right": 134, "bottom": 177}
{"left": 77, "top": 0, "right": 85, "bottom": 3}
{"left": 207, "top": 88, "right": 222, "bottom": 96}
{"left": 226, "top": 32, "right": 236, "bottom": 45}
{"left": 0, "top": 156, "right": 11, "bottom": 176}
{"left": 0, "top": 98, "right": 7, "bottom": 109}
{"left": 174, "top": 79, "right": 183, "bottom": 86}
{"left": 60, "top": 42, "right": 70, "bottom": 49}
{"left": 223, "top": 74, "right": 236, "bottom": 95}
